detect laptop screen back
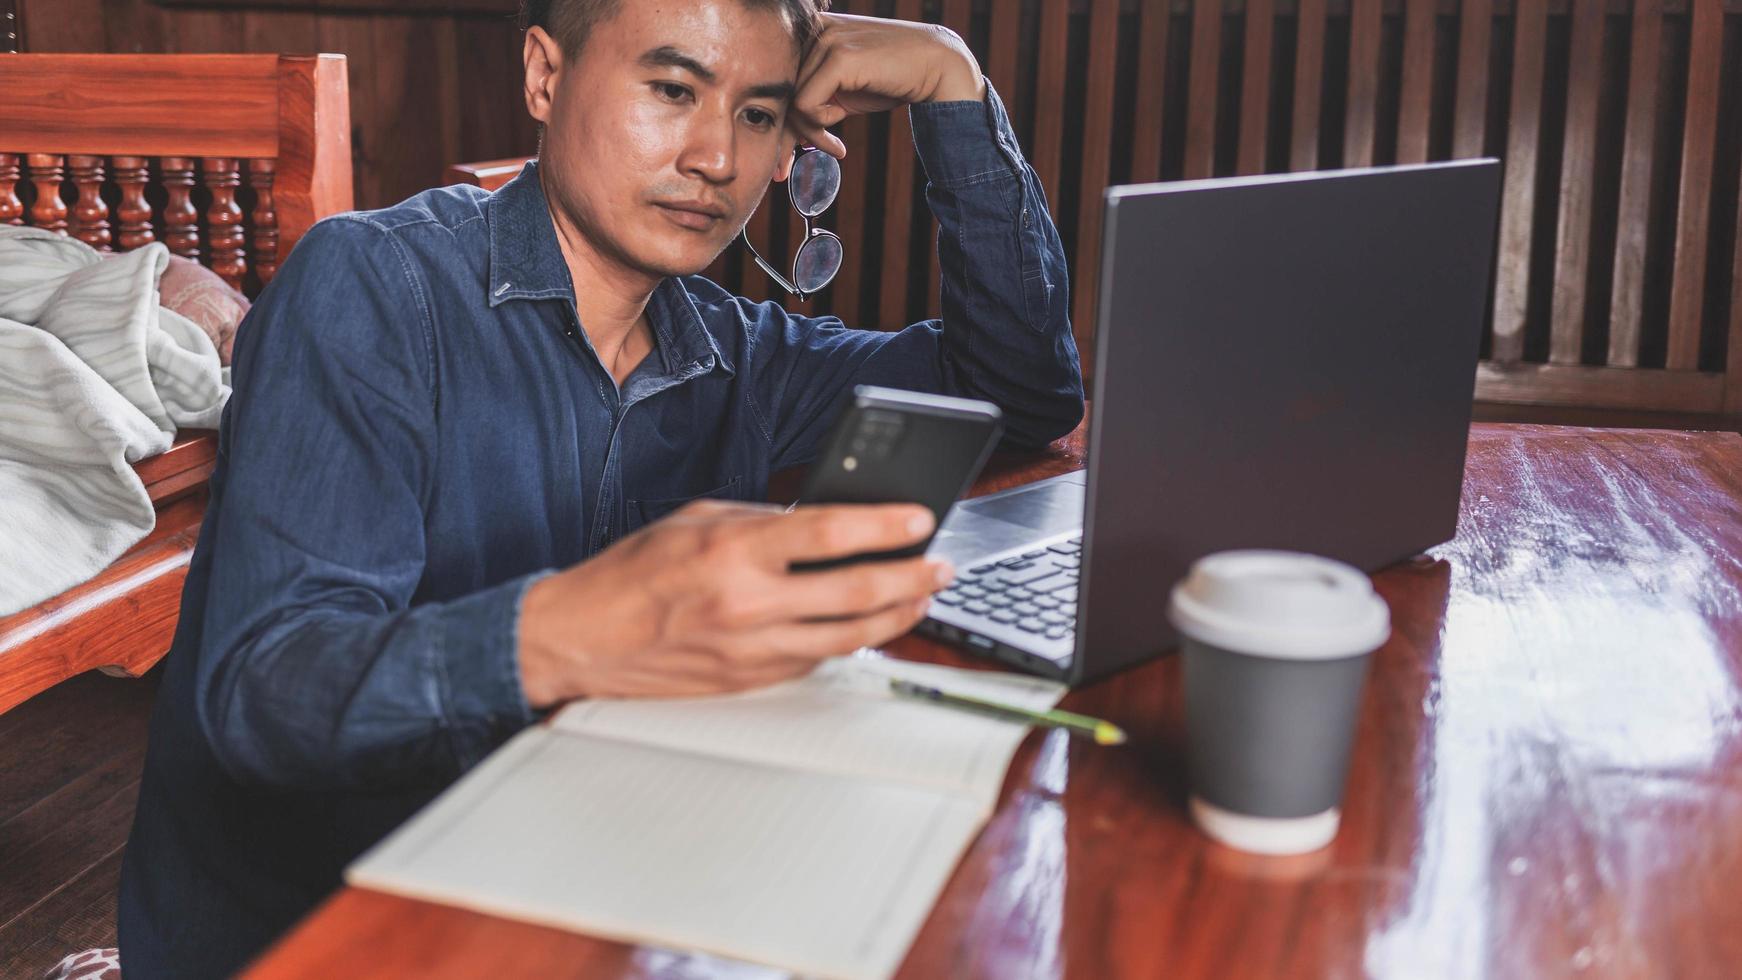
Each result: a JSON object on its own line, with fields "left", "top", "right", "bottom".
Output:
{"left": 1073, "top": 161, "right": 1502, "bottom": 685}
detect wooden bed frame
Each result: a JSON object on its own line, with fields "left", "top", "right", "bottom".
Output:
{"left": 0, "top": 53, "right": 352, "bottom": 714}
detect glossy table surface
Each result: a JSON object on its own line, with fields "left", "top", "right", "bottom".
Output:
{"left": 248, "top": 422, "right": 1742, "bottom": 979}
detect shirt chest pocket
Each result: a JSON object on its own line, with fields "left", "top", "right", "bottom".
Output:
{"left": 627, "top": 475, "right": 744, "bottom": 533}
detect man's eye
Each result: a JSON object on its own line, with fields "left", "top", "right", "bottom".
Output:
{"left": 744, "top": 108, "right": 776, "bottom": 129}
{"left": 652, "top": 81, "right": 692, "bottom": 103}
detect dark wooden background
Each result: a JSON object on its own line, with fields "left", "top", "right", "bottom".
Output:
{"left": 16, "top": 0, "right": 1742, "bottom": 422}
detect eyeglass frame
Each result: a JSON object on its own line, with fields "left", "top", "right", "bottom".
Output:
{"left": 740, "top": 145, "right": 843, "bottom": 302}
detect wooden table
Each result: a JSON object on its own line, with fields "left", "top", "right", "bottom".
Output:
{"left": 249, "top": 422, "right": 1742, "bottom": 979}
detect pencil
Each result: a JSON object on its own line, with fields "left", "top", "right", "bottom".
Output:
{"left": 888, "top": 679, "right": 1128, "bottom": 745}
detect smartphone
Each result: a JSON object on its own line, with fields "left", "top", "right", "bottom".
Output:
{"left": 792, "top": 386, "right": 1004, "bottom": 571}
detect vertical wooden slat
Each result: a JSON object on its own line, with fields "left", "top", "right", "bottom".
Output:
{"left": 1395, "top": 0, "right": 1436, "bottom": 165}
{"left": 25, "top": 154, "right": 67, "bottom": 234}
{"left": 1547, "top": 0, "right": 1605, "bottom": 365}
{"left": 832, "top": 112, "right": 871, "bottom": 326}
{"left": 741, "top": 182, "right": 778, "bottom": 303}
{"left": 112, "top": 156, "right": 154, "bottom": 250}
{"left": 1607, "top": 0, "right": 1662, "bottom": 368}
{"left": 1131, "top": 0, "right": 1171, "bottom": 183}
{"left": 1343, "top": 0, "right": 1382, "bottom": 167}
{"left": 1489, "top": 0, "right": 1548, "bottom": 364}
{"left": 1236, "top": 0, "right": 1274, "bottom": 176}
{"left": 1033, "top": 0, "right": 1071, "bottom": 206}
{"left": 1183, "top": 0, "right": 1224, "bottom": 179}
{"left": 1451, "top": 0, "right": 1493, "bottom": 158}
{"left": 1728, "top": 169, "right": 1742, "bottom": 417}
{"left": 203, "top": 157, "right": 246, "bottom": 291}
{"left": 0, "top": 154, "right": 22, "bottom": 225}
{"left": 1290, "top": 0, "right": 1327, "bottom": 171}
{"left": 879, "top": 0, "right": 925, "bottom": 327}
{"left": 249, "top": 158, "right": 279, "bottom": 287}
{"left": 160, "top": 156, "right": 199, "bottom": 261}
{"left": 1072, "top": 0, "right": 1122, "bottom": 359}
{"left": 1728, "top": 163, "right": 1742, "bottom": 414}
{"left": 1666, "top": 0, "right": 1722, "bottom": 371}
{"left": 67, "top": 155, "right": 110, "bottom": 250}
{"left": 986, "top": 0, "right": 1021, "bottom": 117}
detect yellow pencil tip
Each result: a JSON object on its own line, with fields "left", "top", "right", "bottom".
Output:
{"left": 1094, "top": 722, "right": 1127, "bottom": 746}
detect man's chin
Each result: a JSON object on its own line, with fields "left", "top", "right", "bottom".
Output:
{"left": 637, "top": 238, "right": 735, "bottom": 281}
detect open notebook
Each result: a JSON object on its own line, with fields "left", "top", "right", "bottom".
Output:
{"left": 347, "top": 652, "right": 1066, "bottom": 980}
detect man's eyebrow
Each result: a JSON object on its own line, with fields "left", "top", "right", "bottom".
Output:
{"left": 639, "top": 46, "right": 716, "bottom": 83}
{"left": 638, "top": 45, "right": 797, "bottom": 103}
{"left": 746, "top": 81, "right": 796, "bottom": 102}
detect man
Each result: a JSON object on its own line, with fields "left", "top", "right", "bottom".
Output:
{"left": 118, "top": 0, "right": 1082, "bottom": 974}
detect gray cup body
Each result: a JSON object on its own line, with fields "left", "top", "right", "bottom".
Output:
{"left": 1184, "top": 639, "right": 1370, "bottom": 819}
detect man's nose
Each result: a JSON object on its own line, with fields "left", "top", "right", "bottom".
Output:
{"left": 677, "top": 111, "right": 737, "bottom": 186}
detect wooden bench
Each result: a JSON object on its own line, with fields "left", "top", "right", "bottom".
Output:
{"left": 0, "top": 53, "right": 353, "bottom": 714}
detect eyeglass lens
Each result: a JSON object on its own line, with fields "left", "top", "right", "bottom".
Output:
{"left": 789, "top": 150, "right": 841, "bottom": 218}
{"left": 794, "top": 234, "right": 843, "bottom": 294}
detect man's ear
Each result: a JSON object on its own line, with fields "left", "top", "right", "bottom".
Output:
{"left": 524, "top": 26, "right": 564, "bottom": 126}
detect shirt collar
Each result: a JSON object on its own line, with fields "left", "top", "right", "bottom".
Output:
{"left": 485, "top": 160, "right": 574, "bottom": 306}
{"left": 485, "top": 159, "right": 734, "bottom": 380}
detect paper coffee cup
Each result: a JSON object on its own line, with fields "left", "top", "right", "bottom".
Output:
{"left": 1168, "top": 550, "right": 1390, "bottom": 855}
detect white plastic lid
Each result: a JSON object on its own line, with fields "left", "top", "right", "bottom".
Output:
{"left": 1167, "top": 550, "right": 1390, "bottom": 660}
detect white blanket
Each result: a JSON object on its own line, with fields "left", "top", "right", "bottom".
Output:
{"left": 0, "top": 227, "right": 230, "bottom": 617}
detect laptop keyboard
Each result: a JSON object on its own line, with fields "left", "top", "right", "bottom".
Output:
{"left": 934, "top": 535, "right": 1082, "bottom": 641}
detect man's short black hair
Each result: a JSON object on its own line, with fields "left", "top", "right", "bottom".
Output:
{"left": 520, "top": 0, "right": 831, "bottom": 60}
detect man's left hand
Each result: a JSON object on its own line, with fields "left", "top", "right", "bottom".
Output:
{"left": 787, "top": 13, "right": 984, "bottom": 158}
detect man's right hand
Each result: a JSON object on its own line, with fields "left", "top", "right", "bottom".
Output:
{"left": 516, "top": 500, "right": 952, "bottom": 706}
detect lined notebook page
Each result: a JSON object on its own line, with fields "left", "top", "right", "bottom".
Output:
{"left": 350, "top": 727, "right": 986, "bottom": 980}
{"left": 551, "top": 654, "right": 1066, "bottom": 804}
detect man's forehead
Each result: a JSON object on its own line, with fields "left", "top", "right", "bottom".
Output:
{"left": 603, "top": 0, "right": 802, "bottom": 82}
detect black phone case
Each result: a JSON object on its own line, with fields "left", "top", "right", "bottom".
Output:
{"left": 792, "top": 387, "right": 1003, "bottom": 571}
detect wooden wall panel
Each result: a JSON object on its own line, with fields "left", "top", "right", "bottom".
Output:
{"left": 1491, "top": 0, "right": 1548, "bottom": 364}
{"left": 1395, "top": 0, "right": 1435, "bottom": 164}
{"left": 1183, "top": 0, "right": 1223, "bottom": 179}
{"left": 1666, "top": 0, "right": 1723, "bottom": 370}
{"left": 1607, "top": 0, "right": 1662, "bottom": 368}
{"left": 1237, "top": 0, "right": 1275, "bottom": 176}
{"left": 18, "top": 0, "right": 1742, "bottom": 422}
{"left": 1342, "top": 0, "right": 1382, "bottom": 167}
{"left": 1547, "top": 0, "right": 1604, "bottom": 365}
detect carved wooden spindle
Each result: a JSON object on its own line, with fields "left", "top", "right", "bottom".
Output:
{"left": 247, "top": 158, "right": 279, "bottom": 286}
{"left": 25, "top": 153, "right": 68, "bottom": 234}
{"left": 111, "top": 156, "right": 156, "bottom": 250}
{"left": 202, "top": 158, "right": 246, "bottom": 290}
{"left": 160, "top": 156, "right": 199, "bottom": 260}
{"left": 0, "top": 154, "right": 21, "bottom": 225}
{"left": 68, "top": 155, "right": 113, "bottom": 251}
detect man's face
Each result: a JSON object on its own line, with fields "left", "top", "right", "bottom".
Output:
{"left": 528, "top": 0, "right": 802, "bottom": 280}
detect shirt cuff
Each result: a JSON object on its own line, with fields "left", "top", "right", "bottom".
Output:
{"left": 909, "top": 81, "right": 1026, "bottom": 190}
{"left": 436, "top": 569, "right": 549, "bottom": 766}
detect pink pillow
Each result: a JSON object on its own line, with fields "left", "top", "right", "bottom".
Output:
{"left": 158, "top": 254, "right": 249, "bottom": 365}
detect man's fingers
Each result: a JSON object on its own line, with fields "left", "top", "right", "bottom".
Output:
{"left": 775, "top": 556, "right": 952, "bottom": 620}
{"left": 756, "top": 596, "right": 932, "bottom": 659}
{"left": 761, "top": 503, "right": 936, "bottom": 564}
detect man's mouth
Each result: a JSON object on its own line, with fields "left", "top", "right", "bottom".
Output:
{"left": 654, "top": 199, "right": 728, "bottom": 231}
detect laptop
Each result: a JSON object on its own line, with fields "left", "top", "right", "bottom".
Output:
{"left": 919, "top": 160, "right": 1503, "bottom": 686}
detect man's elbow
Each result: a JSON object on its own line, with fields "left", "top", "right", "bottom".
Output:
{"left": 1002, "top": 383, "right": 1085, "bottom": 450}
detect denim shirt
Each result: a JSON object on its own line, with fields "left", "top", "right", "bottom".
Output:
{"left": 119, "top": 85, "right": 1082, "bottom": 978}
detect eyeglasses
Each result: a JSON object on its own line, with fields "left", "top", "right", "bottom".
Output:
{"left": 741, "top": 146, "right": 843, "bottom": 301}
